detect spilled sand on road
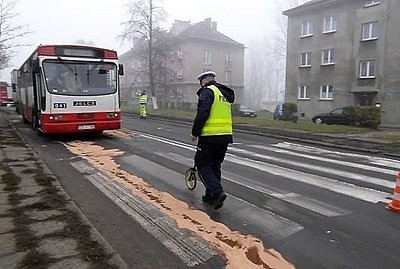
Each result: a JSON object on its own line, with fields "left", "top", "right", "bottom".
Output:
{"left": 65, "top": 140, "right": 295, "bottom": 269}
{"left": 103, "top": 129, "right": 135, "bottom": 138}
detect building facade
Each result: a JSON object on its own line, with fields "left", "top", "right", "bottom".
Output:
{"left": 119, "top": 18, "right": 245, "bottom": 107}
{"left": 284, "top": 0, "right": 400, "bottom": 127}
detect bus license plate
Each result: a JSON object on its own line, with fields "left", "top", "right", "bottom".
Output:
{"left": 78, "top": 124, "right": 95, "bottom": 130}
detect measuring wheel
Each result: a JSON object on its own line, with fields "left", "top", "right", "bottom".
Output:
{"left": 184, "top": 167, "right": 197, "bottom": 190}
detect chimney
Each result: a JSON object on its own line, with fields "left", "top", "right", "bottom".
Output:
{"left": 171, "top": 20, "right": 191, "bottom": 36}
{"left": 211, "top": 21, "right": 217, "bottom": 31}
{"left": 204, "top": 17, "right": 211, "bottom": 26}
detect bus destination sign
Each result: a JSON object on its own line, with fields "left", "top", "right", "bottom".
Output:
{"left": 73, "top": 101, "right": 97, "bottom": 107}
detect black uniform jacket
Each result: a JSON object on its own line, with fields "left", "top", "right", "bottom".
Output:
{"left": 191, "top": 80, "right": 235, "bottom": 144}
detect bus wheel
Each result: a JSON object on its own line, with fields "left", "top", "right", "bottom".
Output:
{"left": 32, "top": 113, "right": 42, "bottom": 136}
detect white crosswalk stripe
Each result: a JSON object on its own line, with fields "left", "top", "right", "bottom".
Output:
{"left": 273, "top": 142, "right": 400, "bottom": 170}
{"left": 139, "top": 133, "right": 395, "bottom": 207}
{"left": 160, "top": 152, "right": 351, "bottom": 217}
{"left": 225, "top": 152, "right": 391, "bottom": 203}
{"left": 228, "top": 146, "right": 395, "bottom": 188}
{"left": 246, "top": 143, "right": 397, "bottom": 175}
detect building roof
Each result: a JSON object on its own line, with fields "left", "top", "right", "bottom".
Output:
{"left": 283, "top": 0, "right": 345, "bottom": 16}
{"left": 174, "top": 18, "right": 244, "bottom": 47}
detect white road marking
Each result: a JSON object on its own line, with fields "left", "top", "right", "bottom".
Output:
{"left": 273, "top": 142, "right": 400, "bottom": 171}
{"left": 71, "top": 160, "right": 217, "bottom": 267}
{"left": 122, "top": 153, "right": 304, "bottom": 239}
{"left": 229, "top": 147, "right": 395, "bottom": 189}
{"left": 231, "top": 196, "right": 303, "bottom": 239}
{"left": 162, "top": 152, "right": 350, "bottom": 217}
{"left": 226, "top": 154, "right": 391, "bottom": 204}
{"left": 138, "top": 133, "right": 392, "bottom": 203}
{"left": 270, "top": 193, "right": 351, "bottom": 217}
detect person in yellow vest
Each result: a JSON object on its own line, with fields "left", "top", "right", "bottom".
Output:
{"left": 191, "top": 71, "right": 235, "bottom": 210}
{"left": 139, "top": 90, "right": 148, "bottom": 119}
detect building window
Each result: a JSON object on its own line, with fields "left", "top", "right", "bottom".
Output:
{"left": 359, "top": 60, "right": 375, "bottom": 78}
{"left": 203, "top": 50, "right": 211, "bottom": 65}
{"left": 301, "top": 21, "right": 313, "bottom": 37}
{"left": 362, "top": 21, "right": 378, "bottom": 41}
{"left": 298, "top": 85, "right": 310, "bottom": 99}
{"left": 225, "top": 52, "right": 231, "bottom": 67}
{"left": 364, "top": 0, "right": 381, "bottom": 7}
{"left": 321, "top": 49, "right": 335, "bottom": 65}
{"left": 320, "top": 85, "right": 333, "bottom": 100}
{"left": 300, "top": 51, "right": 311, "bottom": 67}
{"left": 177, "top": 69, "right": 183, "bottom": 79}
{"left": 225, "top": 71, "right": 231, "bottom": 84}
{"left": 323, "top": 16, "right": 337, "bottom": 33}
{"left": 176, "top": 87, "right": 182, "bottom": 96}
{"left": 177, "top": 49, "right": 183, "bottom": 59}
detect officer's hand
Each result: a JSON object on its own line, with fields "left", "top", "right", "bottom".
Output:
{"left": 191, "top": 135, "right": 198, "bottom": 143}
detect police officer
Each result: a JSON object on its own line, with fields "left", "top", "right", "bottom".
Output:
{"left": 139, "top": 90, "right": 148, "bottom": 119}
{"left": 191, "top": 71, "right": 235, "bottom": 210}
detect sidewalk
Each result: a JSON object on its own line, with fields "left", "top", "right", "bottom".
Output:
{"left": 0, "top": 111, "right": 126, "bottom": 269}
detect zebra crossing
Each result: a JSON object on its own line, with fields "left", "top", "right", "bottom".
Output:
{"left": 138, "top": 133, "right": 397, "bottom": 215}
{"left": 66, "top": 132, "right": 399, "bottom": 241}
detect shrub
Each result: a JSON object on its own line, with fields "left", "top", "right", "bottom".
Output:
{"left": 282, "top": 102, "right": 298, "bottom": 122}
{"left": 343, "top": 106, "right": 381, "bottom": 129}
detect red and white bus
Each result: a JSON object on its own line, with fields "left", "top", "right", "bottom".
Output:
{"left": 17, "top": 44, "right": 124, "bottom": 134}
{"left": 0, "top": 81, "right": 13, "bottom": 106}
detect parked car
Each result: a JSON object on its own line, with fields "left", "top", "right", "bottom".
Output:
{"left": 235, "top": 105, "right": 257, "bottom": 117}
{"left": 273, "top": 104, "right": 283, "bottom": 120}
{"left": 312, "top": 107, "right": 354, "bottom": 125}
{"left": 273, "top": 104, "right": 298, "bottom": 122}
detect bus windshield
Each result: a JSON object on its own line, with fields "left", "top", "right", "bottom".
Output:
{"left": 43, "top": 60, "right": 117, "bottom": 96}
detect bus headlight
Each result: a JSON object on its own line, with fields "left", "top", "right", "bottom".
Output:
{"left": 50, "top": 114, "right": 64, "bottom": 120}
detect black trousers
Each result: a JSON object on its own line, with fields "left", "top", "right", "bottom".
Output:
{"left": 194, "top": 141, "right": 228, "bottom": 197}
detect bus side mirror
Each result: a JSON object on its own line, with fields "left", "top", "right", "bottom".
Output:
{"left": 31, "top": 59, "right": 40, "bottom": 73}
{"left": 118, "top": 64, "right": 124, "bottom": 76}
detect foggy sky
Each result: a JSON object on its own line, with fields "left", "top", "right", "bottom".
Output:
{"left": 1, "top": 0, "right": 280, "bottom": 81}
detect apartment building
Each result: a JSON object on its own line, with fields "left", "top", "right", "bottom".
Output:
{"left": 169, "top": 18, "right": 245, "bottom": 104}
{"left": 283, "top": 0, "right": 400, "bottom": 127}
{"left": 120, "top": 18, "right": 245, "bottom": 106}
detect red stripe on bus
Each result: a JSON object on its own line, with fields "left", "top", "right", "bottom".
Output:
{"left": 39, "top": 112, "right": 121, "bottom": 133}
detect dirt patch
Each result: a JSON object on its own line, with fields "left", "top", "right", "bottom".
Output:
{"left": 1, "top": 146, "right": 117, "bottom": 269}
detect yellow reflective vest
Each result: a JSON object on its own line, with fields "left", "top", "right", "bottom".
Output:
{"left": 201, "top": 85, "right": 232, "bottom": 136}
{"left": 139, "top": 94, "right": 148, "bottom": 104}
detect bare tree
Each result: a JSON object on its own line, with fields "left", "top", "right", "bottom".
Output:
{"left": 120, "top": 0, "right": 169, "bottom": 109}
{"left": 0, "top": 0, "right": 30, "bottom": 71}
{"left": 245, "top": 38, "right": 275, "bottom": 108}
{"left": 270, "top": 0, "right": 310, "bottom": 101}
{"left": 125, "top": 28, "right": 175, "bottom": 102}
{"left": 245, "top": 1, "right": 309, "bottom": 109}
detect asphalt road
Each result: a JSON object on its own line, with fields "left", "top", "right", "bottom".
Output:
{"left": 9, "top": 111, "right": 400, "bottom": 269}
